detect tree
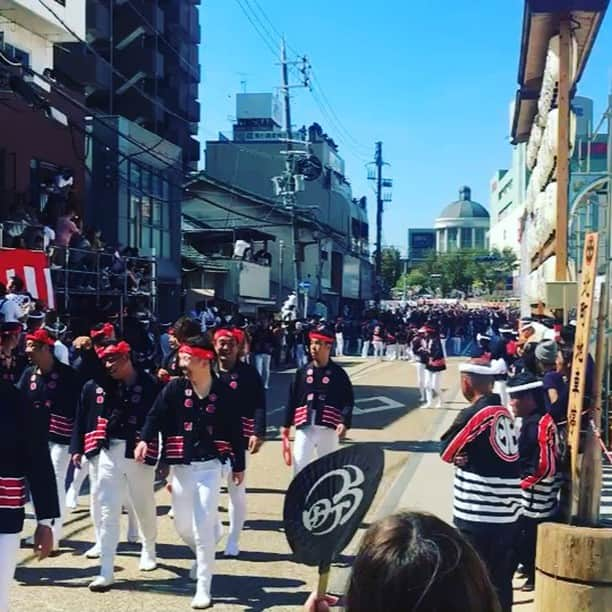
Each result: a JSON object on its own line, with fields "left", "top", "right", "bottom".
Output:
{"left": 380, "top": 247, "right": 402, "bottom": 296}
{"left": 395, "top": 269, "right": 428, "bottom": 293}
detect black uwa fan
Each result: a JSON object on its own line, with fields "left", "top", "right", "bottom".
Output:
{"left": 283, "top": 445, "right": 384, "bottom": 596}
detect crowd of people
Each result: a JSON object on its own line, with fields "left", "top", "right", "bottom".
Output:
{"left": 0, "top": 284, "right": 592, "bottom": 612}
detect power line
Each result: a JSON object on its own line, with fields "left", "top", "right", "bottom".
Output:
{"left": 122, "top": 0, "right": 200, "bottom": 77}
{"left": 233, "top": 0, "right": 278, "bottom": 57}
{"left": 36, "top": 0, "right": 192, "bottom": 127}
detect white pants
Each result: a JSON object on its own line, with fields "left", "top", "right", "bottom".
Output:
{"left": 66, "top": 455, "right": 89, "bottom": 508}
{"left": 91, "top": 441, "right": 156, "bottom": 576}
{"left": 0, "top": 533, "right": 20, "bottom": 612}
{"left": 361, "top": 340, "right": 370, "bottom": 358}
{"left": 254, "top": 354, "right": 271, "bottom": 389}
{"left": 415, "top": 363, "right": 426, "bottom": 399}
{"left": 386, "top": 343, "right": 397, "bottom": 360}
{"left": 425, "top": 370, "right": 442, "bottom": 407}
{"left": 494, "top": 380, "right": 509, "bottom": 408}
{"left": 396, "top": 344, "right": 407, "bottom": 360}
{"left": 172, "top": 461, "right": 222, "bottom": 599}
{"left": 293, "top": 426, "right": 339, "bottom": 475}
{"left": 372, "top": 340, "right": 384, "bottom": 358}
{"left": 452, "top": 337, "right": 462, "bottom": 355}
{"left": 334, "top": 333, "right": 344, "bottom": 357}
{"left": 225, "top": 456, "right": 247, "bottom": 551}
{"left": 295, "top": 345, "right": 307, "bottom": 367}
{"left": 49, "top": 442, "right": 70, "bottom": 547}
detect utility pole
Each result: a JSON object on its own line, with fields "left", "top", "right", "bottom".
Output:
{"left": 368, "top": 142, "right": 392, "bottom": 308}
{"left": 274, "top": 38, "right": 310, "bottom": 316}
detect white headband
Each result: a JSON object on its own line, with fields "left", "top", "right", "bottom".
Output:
{"left": 459, "top": 362, "right": 495, "bottom": 375}
{"left": 507, "top": 381, "right": 543, "bottom": 394}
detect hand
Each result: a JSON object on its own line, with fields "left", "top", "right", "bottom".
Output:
{"left": 454, "top": 451, "right": 468, "bottom": 468}
{"left": 155, "top": 461, "right": 170, "bottom": 481}
{"left": 248, "top": 435, "right": 263, "bottom": 454}
{"left": 34, "top": 524, "right": 54, "bottom": 561}
{"left": 157, "top": 368, "right": 170, "bottom": 382}
{"left": 232, "top": 471, "right": 245, "bottom": 486}
{"left": 280, "top": 426, "right": 291, "bottom": 439}
{"left": 304, "top": 592, "right": 340, "bottom": 612}
{"left": 72, "top": 453, "right": 82, "bottom": 469}
{"left": 134, "top": 441, "right": 148, "bottom": 463}
{"left": 336, "top": 424, "right": 347, "bottom": 439}
{"left": 72, "top": 336, "right": 92, "bottom": 351}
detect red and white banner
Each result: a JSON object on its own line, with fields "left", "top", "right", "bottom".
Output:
{"left": 0, "top": 248, "right": 55, "bottom": 309}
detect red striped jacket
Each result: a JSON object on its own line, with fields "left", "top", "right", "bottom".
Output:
{"left": 140, "top": 378, "right": 245, "bottom": 472}
{"left": 70, "top": 372, "right": 160, "bottom": 466}
{"left": 284, "top": 360, "right": 354, "bottom": 431}
{"left": 17, "top": 360, "right": 80, "bottom": 446}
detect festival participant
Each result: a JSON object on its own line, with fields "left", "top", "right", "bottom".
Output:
{"left": 439, "top": 356, "right": 521, "bottom": 612}
{"left": 507, "top": 372, "right": 559, "bottom": 592}
{"left": 135, "top": 335, "right": 245, "bottom": 609}
{"left": 0, "top": 378, "right": 59, "bottom": 612}
{"left": 71, "top": 340, "right": 159, "bottom": 591}
{"left": 17, "top": 328, "right": 80, "bottom": 552}
{"left": 371, "top": 324, "right": 384, "bottom": 358}
{"left": 423, "top": 324, "right": 446, "bottom": 408}
{"left": 412, "top": 327, "right": 428, "bottom": 401}
{"left": 157, "top": 316, "right": 201, "bottom": 384}
{"left": 281, "top": 324, "right": 354, "bottom": 475}
{"left": 0, "top": 322, "right": 25, "bottom": 383}
{"left": 490, "top": 336, "right": 510, "bottom": 406}
{"left": 213, "top": 327, "right": 266, "bottom": 557}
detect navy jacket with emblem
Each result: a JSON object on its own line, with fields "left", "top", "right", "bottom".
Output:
{"left": 283, "top": 360, "right": 354, "bottom": 430}
{"left": 518, "top": 407, "right": 559, "bottom": 519}
{"left": 440, "top": 393, "right": 522, "bottom": 530}
{"left": 218, "top": 361, "right": 266, "bottom": 440}
{"left": 17, "top": 359, "right": 80, "bottom": 446}
{"left": 1, "top": 380, "right": 59, "bottom": 534}
{"left": 140, "top": 377, "right": 245, "bottom": 473}
{"left": 70, "top": 370, "right": 160, "bottom": 466}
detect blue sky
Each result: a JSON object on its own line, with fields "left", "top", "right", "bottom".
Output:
{"left": 198, "top": 1, "right": 612, "bottom": 253}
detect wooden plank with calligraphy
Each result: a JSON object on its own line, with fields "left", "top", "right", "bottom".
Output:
{"left": 567, "top": 232, "right": 599, "bottom": 519}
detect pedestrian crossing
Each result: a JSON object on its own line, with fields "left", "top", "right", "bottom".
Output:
{"left": 601, "top": 461, "right": 612, "bottom": 525}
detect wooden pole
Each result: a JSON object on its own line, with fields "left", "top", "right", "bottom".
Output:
{"left": 567, "top": 232, "right": 599, "bottom": 521}
{"left": 577, "top": 282, "right": 606, "bottom": 523}
{"left": 555, "top": 16, "right": 571, "bottom": 281}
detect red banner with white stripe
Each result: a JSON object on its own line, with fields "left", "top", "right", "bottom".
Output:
{"left": 0, "top": 248, "right": 55, "bottom": 309}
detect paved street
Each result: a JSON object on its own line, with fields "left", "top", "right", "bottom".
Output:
{"left": 10, "top": 356, "right": 452, "bottom": 611}
{"left": 11, "top": 355, "right": 594, "bottom": 612}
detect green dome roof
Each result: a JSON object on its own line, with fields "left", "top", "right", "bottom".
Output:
{"left": 438, "top": 186, "right": 489, "bottom": 219}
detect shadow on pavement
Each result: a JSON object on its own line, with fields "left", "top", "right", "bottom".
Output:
{"left": 212, "top": 574, "right": 307, "bottom": 611}
{"left": 355, "top": 439, "right": 443, "bottom": 454}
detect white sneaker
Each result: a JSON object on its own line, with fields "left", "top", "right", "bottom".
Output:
{"left": 126, "top": 532, "right": 139, "bottom": 544}
{"left": 85, "top": 543, "right": 101, "bottom": 559}
{"left": 88, "top": 575, "right": 113, "bottom": 592}
{"left": 189, "top": 561, "right": 197, "bottom": 581}
{"left": 139, "top": 550, "right": 157, "bottom": 572}
{"left": 191, "top": 583, "right": 212, "bottom": 609}
{"left": 167, "top": 506, "right": 175, "bottom": 519}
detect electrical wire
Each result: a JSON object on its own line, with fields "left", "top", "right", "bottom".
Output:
{"left": 234, "top": 0, "right": 279, "bottom": 58}
{"left": 35, "top": 0, "right": 193, "bottom": 127}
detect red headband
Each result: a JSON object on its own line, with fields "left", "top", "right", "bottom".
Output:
{"left": 232, "top": 328, "right": 245, "bottom": 344}
{"left": 309, "top": 331, "right": 334, "bottom": 343}
{"left": 213, "top": 328, "right": 235, "bottom": 342}
{"left": 91, "top": 323, "right": 114, "bottom": 340}
{"left": 179, "top": 344, "right": 215, "bottom": 361}
{"left": 25, "top": 329, "right": 55, "bottom": 347}
{"left": 95, "top": 341, "right": 131, "bottom": 360}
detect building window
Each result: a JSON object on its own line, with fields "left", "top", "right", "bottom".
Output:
{"left": 475, "top": 228, "right": 486, "bottom": 249}
{"left": 0, "top": 34, "right": 30, "bottom": 67}
{"left": 447, "top": 228, "right": 457, "bottom": 251}
{"left": 460, "top": 227, "right": 472, "bottom": 249}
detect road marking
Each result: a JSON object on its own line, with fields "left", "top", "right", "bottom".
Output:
{"left": 353, "top": 396, "right": 404, "bottom": 415}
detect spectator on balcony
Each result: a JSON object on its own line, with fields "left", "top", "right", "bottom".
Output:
{"left": 55, "top": 207, "right": 80, "bottom": 250}
{"left": 254, "top": 247, "right": 272, "bottom": 267}
{"left": 0, "top": 282, "right": 23, "bottom": 323}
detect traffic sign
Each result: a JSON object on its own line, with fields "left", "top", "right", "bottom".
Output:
{"left": 298, "top": 281, "right": 311, "bottom": 289}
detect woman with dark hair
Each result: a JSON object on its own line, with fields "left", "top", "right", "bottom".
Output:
{"left": 305, "top": 511, "right": 501, "bottom": 612}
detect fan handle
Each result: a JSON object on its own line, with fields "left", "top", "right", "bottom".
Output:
{"left": 316, "top": 563, "right": 330, "bottom": 597}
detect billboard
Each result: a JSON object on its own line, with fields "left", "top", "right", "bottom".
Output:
{"left": 408, "top": 229, "right": 436, "bottom": 261}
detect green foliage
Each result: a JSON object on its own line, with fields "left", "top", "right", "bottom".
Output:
{"left": 403, "top": 248, "right": 518, "bottom": 298}
{"left": 380, "top": 247, "right": 402, "bottom": 295}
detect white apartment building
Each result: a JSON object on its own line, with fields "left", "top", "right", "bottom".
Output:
{"left": 0, "top": 0, "right": 84, "bottom": 75}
